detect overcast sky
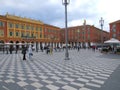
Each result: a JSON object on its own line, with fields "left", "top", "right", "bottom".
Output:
{"left": 0, "top": 0, "right": 120, "bottom": 32}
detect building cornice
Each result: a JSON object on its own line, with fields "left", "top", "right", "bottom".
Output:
{"left": 5, "top": 13, "right": 43, "bottom": 25}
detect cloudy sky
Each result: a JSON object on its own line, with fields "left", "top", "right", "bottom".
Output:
{"left": 0, "top": 0, "right": 120, "bottom": 32}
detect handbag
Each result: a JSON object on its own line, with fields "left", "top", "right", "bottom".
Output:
{"left": 30, "top": 53, "right": 33, "bottom": 56}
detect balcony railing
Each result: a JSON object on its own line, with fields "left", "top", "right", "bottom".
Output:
{"left": 21, "top": 36, "right": 36, "bottom": 39}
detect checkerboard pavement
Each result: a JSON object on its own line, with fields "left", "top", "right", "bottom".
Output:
{"left": 0, "top": 49, "right": 120, "bottom": 90}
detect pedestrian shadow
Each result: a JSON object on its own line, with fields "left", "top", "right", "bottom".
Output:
{"left": 97, "top": 53, "right": 120, "bottom": 60}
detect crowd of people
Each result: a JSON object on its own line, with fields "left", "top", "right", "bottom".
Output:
{"left": 1, "top": 44, "right": 120, "bottom": 61}
{"left": 91, "top": 45, "right": 120, "bottom": 54}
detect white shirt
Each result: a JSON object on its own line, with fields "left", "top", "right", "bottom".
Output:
{"left": 28, "top": 47, "right": 32, "bottom": 54}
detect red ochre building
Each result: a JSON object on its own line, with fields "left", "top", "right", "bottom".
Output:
{"left": 0, "top": 13, "right": 109, "bottom": 50}
{"left": 109, "top": 20, "right": 120, "bottom": 40}
{"left": 61, "top": 20, "right": 109, "bottom": 48}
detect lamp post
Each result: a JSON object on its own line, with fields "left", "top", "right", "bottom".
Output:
{"left": 62, "top": 0, "right": 70, "bottom": 60}
{"left": 99, "top": 17, "right": 104, "bottom": 50}
{"left": 83, "top": 20, "right": 86, "bottom": 48}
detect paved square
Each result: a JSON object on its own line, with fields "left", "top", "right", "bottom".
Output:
{"left": 0, "top": 49, "right": 120, "bottom": 90}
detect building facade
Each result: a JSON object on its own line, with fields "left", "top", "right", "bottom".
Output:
{"left": 0, "top": 13, "right": 61, "bottom": 50}
{"left": 60, "top": 25, "right": 109, "bottom": 48}
{"left": 0, "top": 13, "right": 45, "bottom": 50}
{"left": 0, "top": 15, "right": 6, "bottom": 43}
{"left": 43, "top": 24, "right": 61, "bottom": 48}
{"left": 0, "top": 13, "right": 109, "bottom": 51}
{"left": 109, "top": 20, "right": 120, "bottom": 40}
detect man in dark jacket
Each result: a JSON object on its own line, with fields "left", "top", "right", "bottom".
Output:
{"left": 22, "top": 46, "right": 27, "bottom": 60}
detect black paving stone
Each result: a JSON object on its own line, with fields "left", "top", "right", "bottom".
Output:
{"left": 38, "top": 80, "right": 49, "bottom": 86}
{"left": 7, "top": 83, "right": 24, "bottom": 90}
{"left": 24, "top": 85, "right": 36, "bottom": 90}
{"left": 68, "top": 83, "right": 81, "bottom": 89}
{"left": 40, "top": 86, "right": 50, "bottom": 90}
{"left": 52, "top": 82, "right": 65, "bottom": 87}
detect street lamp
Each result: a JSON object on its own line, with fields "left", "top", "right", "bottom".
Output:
{"left": 99, "top": 17, "right": 104, "bottom": 50}
{"left": 62, "top": 0, "right": 70, "bottom": 60}
{"left": 83, "top": 20, "right": 86, "bottom": 48}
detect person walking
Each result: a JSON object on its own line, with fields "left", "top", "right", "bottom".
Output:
{"left": 15, "top": 45, "right": 19, "bottom": 54}
{"left": 22, "top": 46, "right": 27, "bottom": 60}
{"left": 50, "top": 46, "right": 53, "bottom": 55}
{"left": 41, "top": 46, "right": 43, "bottom": 52}
{"left": 9, "top": 46, "right": 13, "bottom": 54}
{"left": 28, "top": 45, "right": 33, "bottom": 61}
{"left": 77, "top": 46, "right": 80, "bottom": 51}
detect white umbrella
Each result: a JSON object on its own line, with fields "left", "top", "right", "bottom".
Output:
{"left": 16, "top": 43, "right": 25, "bottom": 45}
{"left": 5, "top": 42, "right": 17, "bottom": 45}
{"left": 5, "top": 42, "right": 13, "bottom": 45}
{"left": 104, "top": 38, "right": 120, "bottom": 44}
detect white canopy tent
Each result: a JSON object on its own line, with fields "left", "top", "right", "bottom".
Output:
{"left": 104, "top": 38, "right": 120, "bottom": 44}
{"left": 104, "top": 38, "right": 120, "bottom": 53}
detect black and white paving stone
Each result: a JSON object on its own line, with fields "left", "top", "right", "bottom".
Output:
{"left": 0, "top": 49, "right": 120, "bottom": 90}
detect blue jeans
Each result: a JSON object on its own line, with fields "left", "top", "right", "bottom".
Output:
{"left": 29, "top": 53, "right": 32, "bottom": 60}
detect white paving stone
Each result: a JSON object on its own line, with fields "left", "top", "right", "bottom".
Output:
{"left": 71, "top": 82, "right": 84, "bottom": 87}
{"left": 29, "top": 78, "right": 39, "bottom": 82}
{"left": 4, "top": 79, "right": 15, "bottom": 83}
{"left": 39, "top": 75, "right": 48, "bottom": 80}
{"left": 42, "top": 80, "right": 53, "bottom": 84}
{"left": 62, "top": 85, "right": 77, "bottom": 90}
{"left": 77, "top": 78, "right": 89, "bottom": 83}
{"left": 86, "top": 82, "right": 101, "bottom": 88}
{"left": 99, "top": 73, "right": 110, "bottom": 77}
{"left": 31, "top": 82, "right": 43, "bottom": 88}
{"left": 46, "top": 84, "right": 59, "bottom": 90}
{"left": 51, "top": 76, "right": 61, "bottom": 80}
{"left": 91, "top": 79, "right": 105, "bottom": 84}
{"left": 95, "top": 76, "right": 108, "bottom": 80}
{"left": 17, "top": 81, "right": 28, "bottom": 87}
{"left": 18, "top": 77, "right": 27, "bottom": 81}
{"left": 87, "top": 72, "right": 97, "bottom": 76}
